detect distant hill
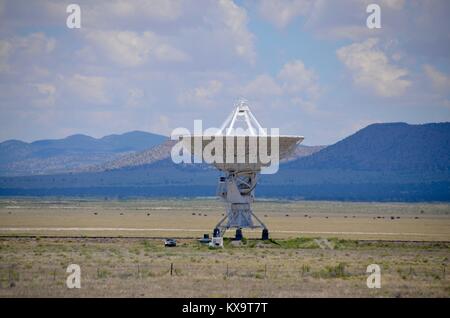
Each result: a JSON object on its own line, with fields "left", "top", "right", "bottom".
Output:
{"left": 1, "top": 122, "right": 449, "bottom": 201}
{"left": 261, "top": 122, "right": 450, "bottom": 201}
{"left": 286, "top": 122, "right": 450, "bottom": 171}
{"left": 0, "top": 131, "right": 167, "bottom": 176}
{"left": 85, "top": 140, "right": 325, "bottom": 172}
{"left": 85, "top": 139, "right": 177, "bottom": 172}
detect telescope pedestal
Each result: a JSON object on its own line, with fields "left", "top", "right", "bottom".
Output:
{"left": 213, "top": 172, "right": 268, "bottom": 240}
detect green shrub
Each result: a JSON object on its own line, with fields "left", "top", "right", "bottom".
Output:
{"left": 314, "top": 262, "right": 347, "bottom": 278}
{"left": 276, "top": 237, "right": 319, "bottom": 249}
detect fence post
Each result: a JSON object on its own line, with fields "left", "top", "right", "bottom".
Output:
{"left": 170, "top": 263, "right": 173, "bottom": 276}
{"left": 9, "top": 265, "right": 15, "bottom": 287}
{"left": 226, "top": 264, "right": 229, "bottom": 277}
{"left": 8, "top": 265, "right": 12, "bottom": 286}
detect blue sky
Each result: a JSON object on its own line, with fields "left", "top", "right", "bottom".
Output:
{"left": 0, "top": 0, "right": 449, "bottom": 145}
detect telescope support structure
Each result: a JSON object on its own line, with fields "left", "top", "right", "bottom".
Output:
{"left": 213, "top": 171, "right": 269, "bottom": 240}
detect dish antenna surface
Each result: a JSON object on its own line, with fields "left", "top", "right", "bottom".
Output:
{"left": 179, "top": 100, "right": 303, "bottom": 240}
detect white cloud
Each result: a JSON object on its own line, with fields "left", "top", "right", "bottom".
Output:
{"left": 258, "top": 0, "right": 405, "bottom": 30}
{"left": 241, "top": 74, "right": 282, "bottom": 97}
{"left": 423, "top": 64, "right": 450, "bottom": 92}
{"left": 378, "top": 0, "right": 405, "bottom": 10}
{"left": 1, "top": 0, "right": 448, "bottom": 145}
{"left": 336, "top": 38, "right": 411, "bottom": 97}
{"left": 197, "top": 80, "right": 223, "bottom": 99}
{"left": 178, "top": 80, "right": 223, "bottom": 107}
{"left": 0, "top": 33, "right": 55, "bottom": 73}
{"left": 84, "top": 0, "right": 183, "bottom": 26}
{"left": 66, "top": 74, "right": 109, "bottom": 105}
{"left": 0, "top": 0, "right": 182, "bottom": 32}
{"left": 84, "top": 30, "right": 188, "bottom": 67}
{"left": 14, "top": 32, "right": 55, "bottom": 55}
{"left": 302, "top": 0, "right": 449, "bottom": 61}
{"left": 238, "top": 60, "right": 322, "bottom": 115}
{"left": 258, "top": 0, "right": 312, "bottom": 28}
{"left": 218, "top": 0, "right": 256, "bottom": 63}
{"left": 291, "top": 97, "right": 320, "bottom": 115}
{"left": 77, "top": 1, "right": 255, "bottom": 67}
{"left": 277, "top": 60, "right": 320, "bottom": 98}
{"left": 105, "top": 0, "right": 181, "bottom": 20}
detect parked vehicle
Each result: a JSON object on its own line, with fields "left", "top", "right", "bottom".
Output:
{"left": 164, "top": 238, "right": 177, "bottom": 247}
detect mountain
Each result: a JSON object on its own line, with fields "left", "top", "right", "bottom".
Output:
{"left": 0, "top": 131, "right": 167, "bottom": 176}
{"left": 1, "top": 122, "right": 449, "bottom": 201}
{"left": 85, "top": 139, "right": 177, "bottom": 172}
{"left": 258, "top": 122, "right": 450, "bottom": 201}
{"left": 285, "top": 122, "right": 450, "bottom": 171}
{"left": 0, "top": 131, "right": 322, "bottom": 177}
{"left": 85, "top": 140, "right": 325, "bottom": 172}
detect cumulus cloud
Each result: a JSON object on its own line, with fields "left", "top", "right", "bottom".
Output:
{"left": 238, "top": 60, "right": 322, "bottom": 117}
{"left": 241, "top": 74, "right": 282, "bottom": 97}
{"left": 0, "top": 0, "right": 448, "bottom": 144}
{"left": 0, "top": 0, "right": 260, "bottom": 141}
{"left": 12, "top": 32, "right": 55, "bottom": 55}
{"left": 0, "top": 33, "right": 55, "bottom": 73}
{"left": 256, "top": 0, "right": 448, "bottom": 64}
{"left": 240, "top": 60, "right": 319, "bottom": 100}
{"left": 218, "top": 0, "right": 256, "bottom": 63}
{"left": 277, "top": 60, "right": 320, "bottom": 99}
{"left": 289, "top": 97, "right": 316, "bottom": 115}
{"left": 178, "top": 80, "right": 223, "bottom": 108}
{"left": 305, "top": 0, "right": 449, "bottom": 60}
{"left": 84, "top": 30, "right": 188, "bottom": 67}
{"left": 257, "top": 0, "right": 406, "bottom": 30}
{"left": 85, "top": 0, "right": 182, "bottom": 24}
{"left": 258, "top": 0, "right": 313, "bottom": 29}
{"left": 83, "top": 0, "right": 256, "bottom": 65}
{"left": 66, "top": 74, "right": 109, "bottom": 105}
{"left": 337, "top": 38, "right": 411, "bottom": 97}
{"left": 0, "top": 0, "right": 183, "bottom": 31}
{"left": 423, "top": 65, "right": 450, "bottom": 92}
{"left": 379, "top": 0, "right": 405, "bottom": 10}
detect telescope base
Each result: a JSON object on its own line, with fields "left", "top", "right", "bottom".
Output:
{"left": 212, "top": 208, "right": 269, "bottom": 240}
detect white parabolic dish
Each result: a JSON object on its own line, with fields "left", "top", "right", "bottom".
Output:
{"left": 181, "top": 135, "right": 304, "bottom": 172}
{"left": 178, "top": 101, "right": 303, "bottom": 172}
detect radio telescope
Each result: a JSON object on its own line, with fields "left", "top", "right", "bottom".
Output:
{"left": 180, "top": 100, "right": 303, "bottom": 240}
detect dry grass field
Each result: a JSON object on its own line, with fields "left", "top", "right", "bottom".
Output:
{"left": 0, "top": 198, "right": 449, "bottom": 297}
{"left": 0, "top": 237, "right": 449, "bottom": 297}
{"left": 0, "top": 199, "right": 449, "bottom": 240}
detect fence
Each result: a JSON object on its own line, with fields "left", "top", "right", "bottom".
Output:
{"left": 0, "top": 262, "right": 447, "bottom": 289}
